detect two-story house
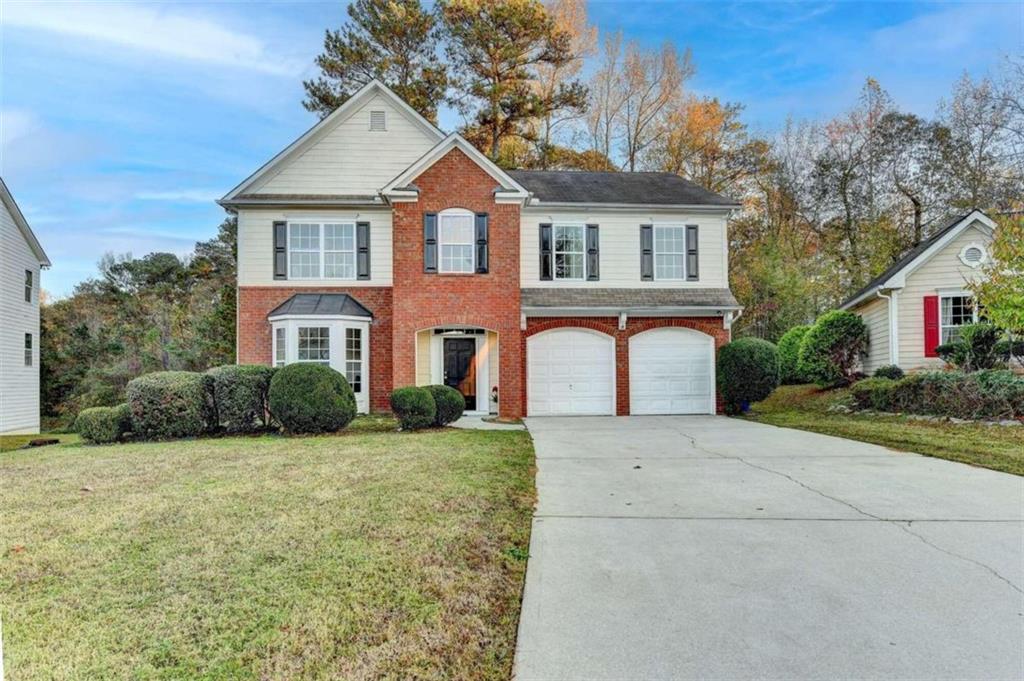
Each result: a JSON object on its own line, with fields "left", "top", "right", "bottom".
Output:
{"left": 1, "top": 177, "right": 50, "bottom": 434}
{"left": 222, "top": 81, "right": 741, "bottom": 418}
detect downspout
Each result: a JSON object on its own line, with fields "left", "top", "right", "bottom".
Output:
{"left": 875, "top": 290, "right": 898, "bottom": 366}
{"left": 726, "top": 308, "right": 743, "bottom": 341}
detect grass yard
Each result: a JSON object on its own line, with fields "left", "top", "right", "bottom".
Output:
{"left": 0, "top": 432, "right": 80, "bottom": 452}
{"left": 748, "top": 384, "right": 1024, "bottom": 476}
{"left": 0, "top": 417, "right": 535, "bottom": 680}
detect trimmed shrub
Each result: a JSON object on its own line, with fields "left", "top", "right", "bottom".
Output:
{"left": 268, "top": 363, "right": 356, "bottom": 434}
{"left": 850, "top": 377, "right": 896, "bottom": 411}
{"left": 390, "top": 387, "right": 436, "bottom": 430}
{"left": 798, "top": 310, "right": 868, "bottom": 388}
{"left": 717, "top": 337, "right": 780, "bottom": 415}
{"left": 424, "top": 384, "right": 465, "bottom": 426}
{"left": 937, "top": 324, "right": 1006, "bottom": 372}
{"left": 126, "top": 371, "right": 215, "bottom": 440}
{"left": 75, "top": 403, "right": 132, "bottom": 444}
{"left": 873, "top": 364, "right": 905, "bottom": 380}
{"left": 208, "top": 365, "right": 275, "bottom": 433}
{"left": 777, "top": 325, "right": 812, "bottom": 384}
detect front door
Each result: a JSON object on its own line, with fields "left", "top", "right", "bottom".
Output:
{"left": 444, "top": 338, "right": 477, "bottom": 410}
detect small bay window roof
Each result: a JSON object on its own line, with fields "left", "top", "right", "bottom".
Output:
{"left": 267, "top": 293, "right": 373, "bottom": 320}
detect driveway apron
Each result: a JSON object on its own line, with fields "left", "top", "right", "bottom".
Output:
{"left": 514, "top": 416, "right": 1024, "bottom": 681}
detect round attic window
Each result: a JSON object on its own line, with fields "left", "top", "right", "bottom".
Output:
{"left": 959, "top": 243, "right": 987, "bottom": 268}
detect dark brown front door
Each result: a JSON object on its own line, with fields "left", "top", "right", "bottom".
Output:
{"left": 443, "top": 338, "right": 477, "bottom": 411}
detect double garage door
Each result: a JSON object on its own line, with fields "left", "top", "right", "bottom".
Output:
{"left": 527, "top": 327, "right": 714, "bottom": 416}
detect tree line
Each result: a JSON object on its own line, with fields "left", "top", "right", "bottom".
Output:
{"left": 40, "top": 0, "right": 1023, "bottom": 421}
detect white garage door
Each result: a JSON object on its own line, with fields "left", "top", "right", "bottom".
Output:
{"left": 528, "top": 329, "right": 615, "bottom": 416}
{"left": 629, "top": 328, "right": 714, "bottom": 415}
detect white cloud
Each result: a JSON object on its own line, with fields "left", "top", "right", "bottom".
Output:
{"left": 136, "top": 189, "right": 221, "bottom": 203}
{"left": 1, "top": 1, "right": 301, "bottom": 76}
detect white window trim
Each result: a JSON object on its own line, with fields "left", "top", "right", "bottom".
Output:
{"left": 553, "top": 223, "right": 586, "bottom": 281}
{"left": 269, "top": 316, "right": 371, "bottom": 413}
{"left": 958, "top": 242, "right": 988, "bottom": 269}
{"left": 25, "top": 269, "right": 33, "bottom": 303}
{"left": 437, "top": 208, "right": 476, "bottom": 274}
{"left": 939, "top": 292, "right": 978, "bottom": 344}
{"left": 653, "top": 223, "right": 687, "bottom": 281}
{"left": 286, "top": 220, "right": 357, "bottom": 281}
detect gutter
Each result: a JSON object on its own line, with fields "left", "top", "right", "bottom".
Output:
{"left": 523, "top": 201, "right": 741, "bottom": 211}
{"left": 522, "top": 305, "right": 742, "bottom": 318}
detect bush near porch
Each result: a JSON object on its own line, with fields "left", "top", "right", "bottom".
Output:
{"left": 0, "top": 418, "right": 535, "bottom": 679}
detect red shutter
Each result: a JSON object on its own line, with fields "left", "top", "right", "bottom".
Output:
{"left": 923, "top": 295, "right": 940, "bottom": 357}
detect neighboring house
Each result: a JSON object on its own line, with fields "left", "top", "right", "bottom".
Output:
{"left": 0, "top": 177, "right": 50, "bottom": 434}
{"left": 841, "top": 209, "right": 996, "bottom": 373}
{"left": 222, "top": 80, "right": 741, "bottom": 418}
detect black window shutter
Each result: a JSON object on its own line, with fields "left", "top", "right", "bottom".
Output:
{"left": 475, "top": 213, "right": 489, "bottom": 274}
{"left": 356, "top": 221, "right": 371, "bottom": 280}
{"left": 424, "top": 213, "right": 438, "bottom": 273}
{"left": 586, "top": 224, "right": 600, "bottom": 281}
{"left": 640, "top": 224, "right": 654, "bottom": 281}
{"left": 273, "top": 221, "right": 287, "bottom": 280}
{"left": 686, "top": 224, "right": 699, "bottom": 281}
{"left": 539, "top": 223, "right": 553, "bottom": 281}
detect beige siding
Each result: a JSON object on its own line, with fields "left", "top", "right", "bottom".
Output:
{"left": 520, "top": 208, "right": 729, "bottom": 289}
{"left": 415, "top": 330, "right": 431, "bottom": 386}
{"left": 1, "top": 200, "right": 41, "bottom": 434}
{"left": 237, "top": 208, "right": 392, "bottom": 287}
{"left": 250, "top": 94, "right": 438, "bottom": 196}
{"left": 856, "top": 296, "right": 890, "bottom": 373}
{"left": 898, "top": 224, "right": 990, "bottom": 370}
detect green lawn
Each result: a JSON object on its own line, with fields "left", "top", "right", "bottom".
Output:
{"left": 0, "top": 417, "right": 536, "bottom": 680}
{"left": 747, "top": 384, "right": 1024, "bottom": 476}
{"left": 0, "top": 432, "right": 80, "bottom": 452}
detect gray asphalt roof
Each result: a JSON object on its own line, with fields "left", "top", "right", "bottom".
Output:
{"left": 267, "top": 293, "right": 373, "bottom": 319}
{"left": 508, "top": 170, "right": 739, "bottom": 206}
{"left": 841, "top": 211, "right": 975, "bottom": 308}
{"left": 521, "top": 288, "right": 740, "bottom": 309}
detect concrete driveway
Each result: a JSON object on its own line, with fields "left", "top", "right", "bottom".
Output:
{"left": 514, "top": 416, "right": 1023, "bottom": 681}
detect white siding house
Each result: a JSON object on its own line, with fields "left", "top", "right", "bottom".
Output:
{"left": 1, "top": 178, "right": 50, "bottom": 434}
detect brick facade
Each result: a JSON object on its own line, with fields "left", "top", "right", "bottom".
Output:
{"left": 522, "top": 316, "right": 730, "bottom": 415}
{"left": 237, "top": 286, "right": 393, "bottom": 411}
{"left": 391, "top": 148, "right": 524, "bottom": 418}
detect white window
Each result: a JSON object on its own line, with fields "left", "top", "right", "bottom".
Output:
{"left": 369, "top": 110, "right": 386, "bottom": 131}
{"left": 289, "top": 223, "right": 320, "bottom": 278}
{"left": 288, "top": 221, "right": 357, "bottom": 280}
{"left": 554, "top": 225, "right": 585, "bottom": 280}
{"left": 940, "top": 295, "right": 978, "bottom": 344}
{"left": 297, "top": 327, "right": 330, "bottom": 364}
{"left": 274, "top": 327, "right": 286, "bottom": 367}
{"left": 345, "top": 328, "right": 362, "bottom": 392}
{"left": 654, "top": 225, "right": 686, "bottom": 280}
{"left": 439, "top": 210, "right": 475, "bottom": 273}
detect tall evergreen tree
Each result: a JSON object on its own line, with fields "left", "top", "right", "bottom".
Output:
{"left": 303, "top": 0, "right": 448, "bottom": 122}
{"left": 440, "top": 0, "right": 587, "bottom": 162}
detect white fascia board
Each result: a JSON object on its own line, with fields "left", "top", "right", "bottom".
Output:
{"left": 267, "top": 313, "right": 372, "bottom": 323}
{"left": 522, "top": 306, "right": 741, "bottom": 318}
{"left": 221, "top": 80, "right": 445, "bottom": 203}
{"left": 0, "top": 177, "right": 50, "bottom": 266}
{"left": 381, "top": 134, "right": 530, "bottom": 200}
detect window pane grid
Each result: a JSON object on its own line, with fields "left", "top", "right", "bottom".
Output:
{"left": 274, "top": 328, "right": 286, "bottom": 367}
{"left": 439, "top": 214, "right": 475, "bottom": 273}
{"left": 24, "top": 270, "right": 32, "bottom": 303}
{"left": 654, "top": 226, "right": 686, "bottom": 280}
{"left": 297, "top": 327, "right": 330, "bottom": 364}
{"left": 345, "top": 328, "right": 362, "bottom": 392}
{"left": 24, "top": 333, "right": 32, "bottom": 366}
{"left": 554, "top": 225, "right": 585, "bottom": 280}
{"left": 289, "top": 223, "right": 320, "bottom": 278}
{"left": 940, "top": 295, "right": 976, "bottom": 344}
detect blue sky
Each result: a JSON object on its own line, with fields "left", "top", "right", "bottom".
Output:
{"left": 1, "top": 1, "right": 1021, "bottom": 296}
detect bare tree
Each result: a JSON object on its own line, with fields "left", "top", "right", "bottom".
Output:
{"left": 585, "top": 31, "right": 628, "bottom": 163}
{"left": 620, "top": 41, "right": 693, "bottom": 171}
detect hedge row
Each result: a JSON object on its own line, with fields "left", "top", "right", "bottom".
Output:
{"left": 850, "top": 370, "right": 1024, "bottom": 420}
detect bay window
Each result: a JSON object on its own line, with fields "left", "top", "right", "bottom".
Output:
{"left": 269, "top": 318, "right": 370, "bottom": 412}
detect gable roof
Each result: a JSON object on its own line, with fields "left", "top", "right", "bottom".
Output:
{"left": 381, "top": 133, "right": 530, "bottom": 201}
{"left": 509, "top": 170, "right": 739, "bottom": 207}
{"left": 841, "top": 209, "right": 995, "bottom": 310}
{"left": 0, "top": 176, "right": 50, "bottom": 267}
{"left": 267, "top": 293, "right": 373, "bottom": 319}
{"left": 220, "top": 80, "right": 445, "bottom": 206}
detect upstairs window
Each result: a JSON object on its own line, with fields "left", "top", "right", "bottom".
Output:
{"left": 288, "top": 222, "right": 356, "bottom": 280}
{"left": 940, "top": 295, "right": 978, "bottom": 344}
{"left": 369, "top": 110, "right": 387, "bottom": 131}
{"left": 654, "top": 225, "right": 686, "bottom": 280}
{"left": 554, "top": 225, "right": 585, "bottom": 280}
{"left": 24, "top": 333, "right": 32, "bottom": 366}
{"left": 438, "top": 210, "right": 475, "bottom": 273}
{"left": 24, "top": 270, "right": 32, "bottom": 303}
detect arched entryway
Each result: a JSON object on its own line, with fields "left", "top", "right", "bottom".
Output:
{"left": 415, "top": 326, "right": 498, "bottom": 415}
